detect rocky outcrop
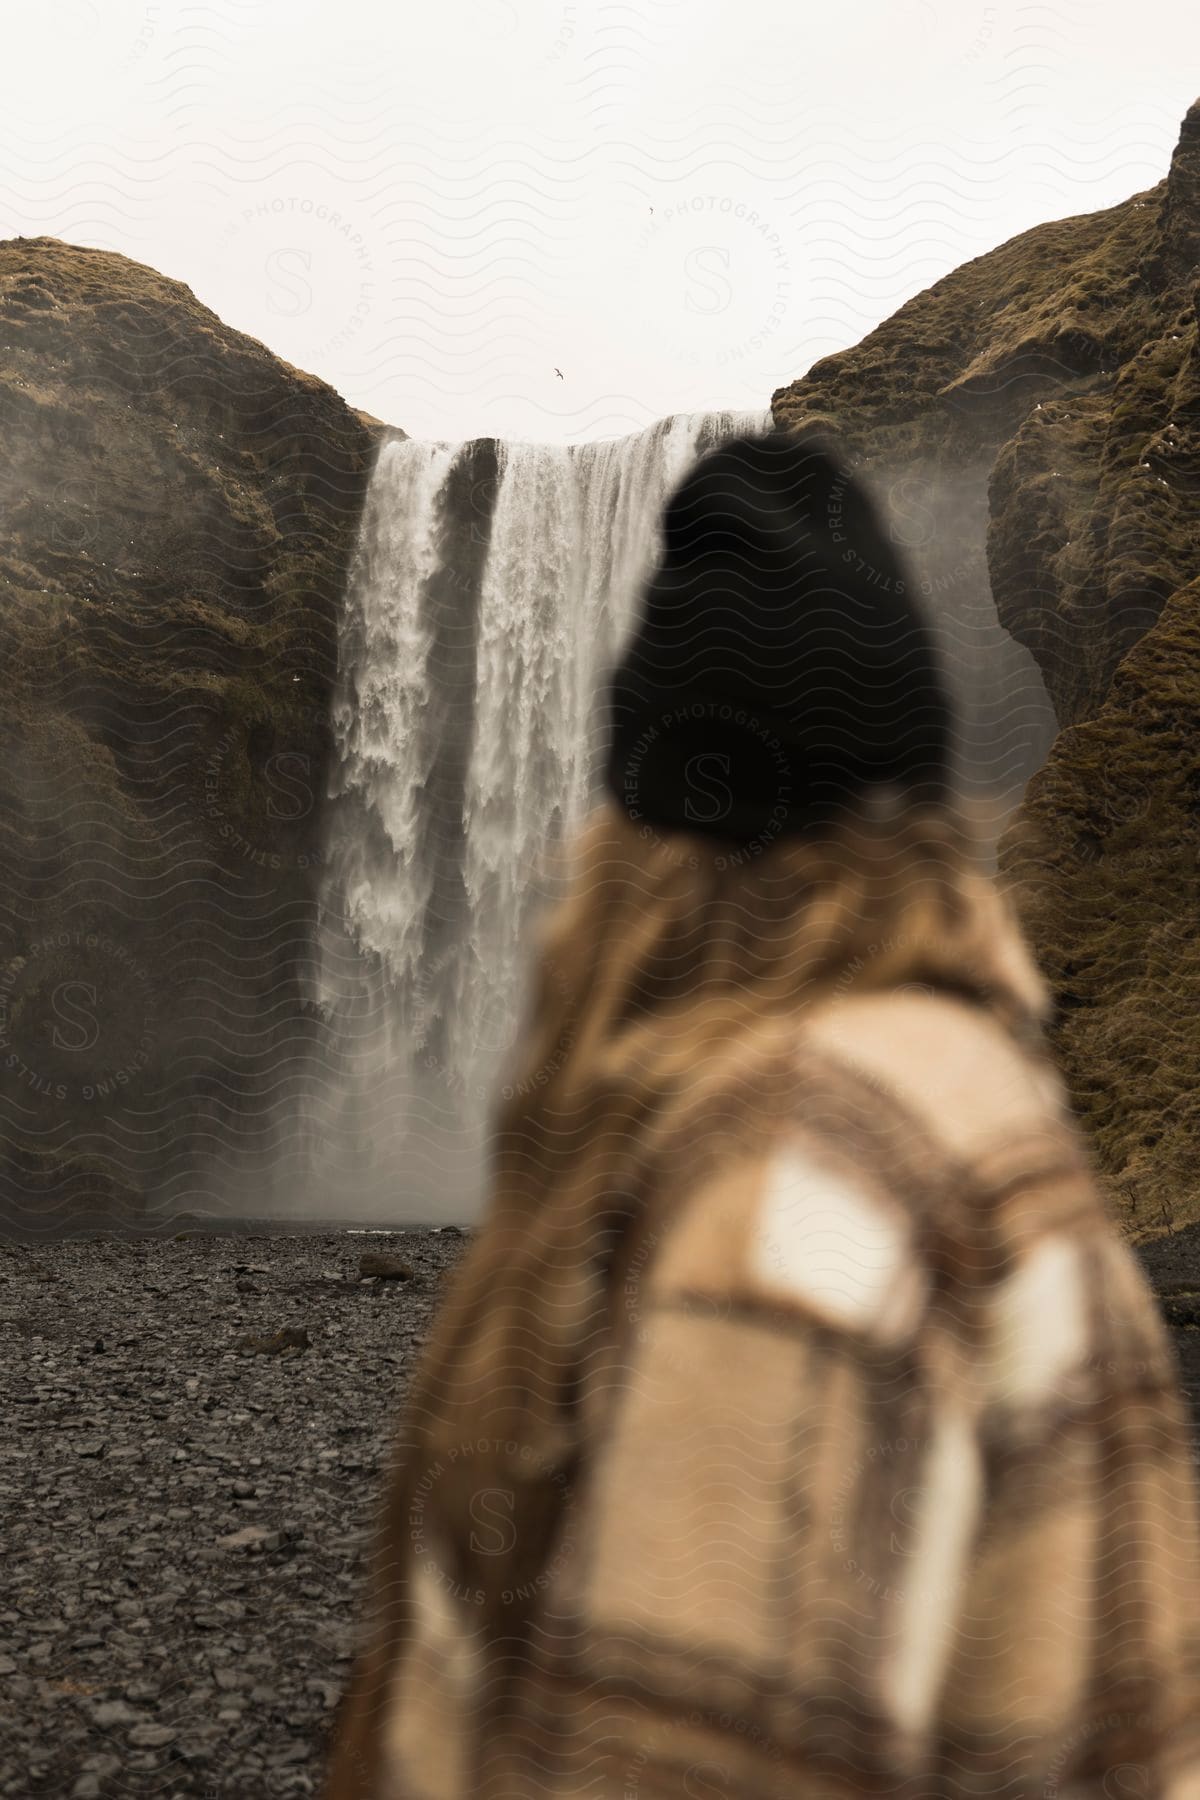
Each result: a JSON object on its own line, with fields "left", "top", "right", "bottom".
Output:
{"left": 996, "top": 110, "right": 1200, "bottom": 1235}
{"left": 774, "top": 97, "right": 1200, "bottom": 1232}
{"left": 1000, "top": 565, "right": 1200, "bottom": 1234}
{"left": 0, "top": 238, "right": 378, "bottom": 1234}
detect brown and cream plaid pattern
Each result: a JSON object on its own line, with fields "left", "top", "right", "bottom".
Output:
{"left": 325, "top": 987, "right": 1200, "bottom": 1799}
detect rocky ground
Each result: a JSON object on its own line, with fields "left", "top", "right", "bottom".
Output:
{"left": 0, "top": 1226, "right": 470, "bottom": 1799}
{"left": 2, "top": 1221, "right": 1198, "bottom": 1799}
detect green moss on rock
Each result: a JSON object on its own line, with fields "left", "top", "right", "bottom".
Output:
{"left": 0, "top": 237, "right": 379, "bottom": 1235}
{"left": 1000, "top": 572, "right": 1200, "bottom": 1231}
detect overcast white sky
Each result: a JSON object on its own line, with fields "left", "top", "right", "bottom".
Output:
{"left": 2, "top": 1, "right": 1198, "bottom": 442}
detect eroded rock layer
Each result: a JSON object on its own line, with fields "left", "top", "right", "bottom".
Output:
{"left": 0, "top": 238, "right": 378, "bottom": 1233}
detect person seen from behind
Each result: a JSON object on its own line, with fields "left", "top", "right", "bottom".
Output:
{"left": 324, "top": 428, "right": 1200, "bottom": 1799}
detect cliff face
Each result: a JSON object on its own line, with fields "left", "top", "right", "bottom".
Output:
{"left": 0, "top": 238, "right": 378, "bottom": 1233}
{"left": 1002, "top": 571, "right": 1200, "bottom": 1232}
{"left": 774, "top": 97, "right": 1200, "bottom": 1232}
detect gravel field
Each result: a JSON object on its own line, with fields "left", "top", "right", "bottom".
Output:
{"left": 2, "top": 1220, "right": 1198, "bottom": 1799}
{"left": 0, "top": 1226, "right": 470, "bottom": 1799}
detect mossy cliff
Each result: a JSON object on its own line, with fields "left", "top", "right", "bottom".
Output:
{"left": 774, "top": 97, "right": 1200, "bottom": 1233}
{"left": 0, "top": 238, "right": 379, "bottom": 1234}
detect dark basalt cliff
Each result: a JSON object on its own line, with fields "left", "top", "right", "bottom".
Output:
{"left": 0, "top": 238, "right": 379, "bottom": 1234}
{"left": 774, "top": 97, "right": 1200, "bottom": 1233}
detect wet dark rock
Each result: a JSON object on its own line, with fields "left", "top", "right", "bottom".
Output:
{"left": 90, "top": 1700, "right": 141, "bottom": 1727}
{"left": 127, "top": 1723, "right": 176, "bottom": 1748}
{"left": 261, "top": 1526, "right": 304, "bottom": 1553}
{"left": 216, "top": 1525, "right": 270, "bottom": 1551}
{"left": 357, "top": 1252, "right": 414, "bottom": 1281}
{"left": 1160, "top": 1291, "right": 1200, "bottom": 1328}
{"left": 235, "top": 1326, "right": 310, "bottom": 1357}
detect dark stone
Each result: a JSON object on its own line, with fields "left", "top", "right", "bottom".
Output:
{"left": 357, "top": 1253, "right": 414, "bottom": 1281}
{"left": 0, "top": 236, "right": 379, "bottom": 1239}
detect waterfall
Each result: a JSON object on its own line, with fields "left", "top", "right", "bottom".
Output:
{"left": 312, "top": 408, "right": 1054, "bottom": 1223}
{"left": 330, "top": 439, "right": 455, "bottom": 1025}
{"left": 317, "top": 410, "right": 770, "bottom": 1219}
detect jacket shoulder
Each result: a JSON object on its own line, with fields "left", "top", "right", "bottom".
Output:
{"left": 800, "top": 987, "right": 1069, "bottom": 1164}
{"left": 643, "top": 988, "right": 1096, "bottom": 1343}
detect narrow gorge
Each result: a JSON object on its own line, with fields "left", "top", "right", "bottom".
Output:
{"left": 3, "top": 95, "right": 1200, "bottom": 1233}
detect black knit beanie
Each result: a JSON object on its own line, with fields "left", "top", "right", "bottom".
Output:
{"left": 603, "top": 429, "right": 954, "bottom": 846}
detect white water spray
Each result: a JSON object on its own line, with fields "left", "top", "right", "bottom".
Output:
{"left": 317, "top": 411, "right": 770, "bottom": 1218}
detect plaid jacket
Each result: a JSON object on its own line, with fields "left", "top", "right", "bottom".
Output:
{"left": 324, "top": 984, "right": 1200, "bottom": 1800}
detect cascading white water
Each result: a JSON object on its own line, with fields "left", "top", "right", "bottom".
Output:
{"left": 330, "top": 439, "right": 456, "bottom": 1032}
{"left": 315, "top": 410, "right": 1057, "bottom": 1221}
{"left": 317, "top": 410, "right": 771, "bottom": 1218}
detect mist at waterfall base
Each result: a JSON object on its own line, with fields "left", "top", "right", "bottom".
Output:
{"left": 288, "top": 415, "right": 1056, "bottom": 1226}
